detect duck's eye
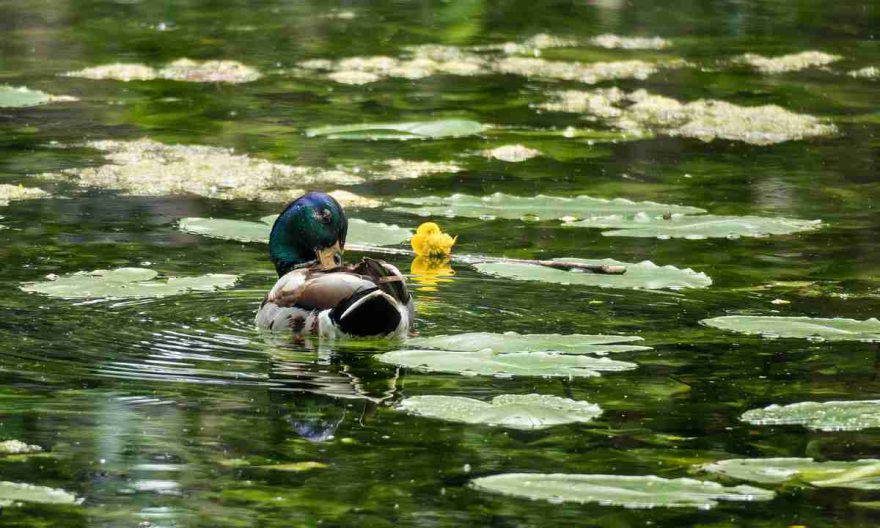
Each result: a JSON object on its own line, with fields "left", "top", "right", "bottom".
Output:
{"left": 316, "top": 208, "right": 333, "bottom": 224}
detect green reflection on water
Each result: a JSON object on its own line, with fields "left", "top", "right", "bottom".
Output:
{"left": 1, "top": 0, "right": 880, "bottom": 526}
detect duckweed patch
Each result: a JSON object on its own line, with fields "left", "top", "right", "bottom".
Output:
{"left": 42, "top": 139, "right": 379, "bottom": 206}
{"left": 541, "top": 88, "right": 836, "bottom": 145}
{"left": 65, "top": 58, "right": 261, "bottom": 83}
{"left": 733, "top": 51, "right": 841, "bottom": 73}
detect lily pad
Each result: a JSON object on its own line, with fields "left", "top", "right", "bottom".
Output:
{"left": 0, "top": 481, "right": 81, "bottom": 505}
{"left": 377, "top": 349, "right": 636, "bottom": 378}
{"left": 567, "top": 213, "right": 821, "bottom": 239}
{"left": 701, "top": 316, "right": 880, "bottom": 341}
{"left": 257, "top": 461, "right": 327, "bottom": 472}
{"left": 389, "top": 193, "right": 703, "bottom": 221}
{"left": 474, "top": 258, "right": 712, "bottom": 291}
{"left": 699, "top": 458, "right": 880, "bottom": 489}
{"left": 0, "top": 85, "right": 75, "bottom": 108}
{"left": 741, "top": 400, "right": 880, "bottom": 431}
{"left": 178, "top": 216, "right": 412, "bottom": 246}
{"left": 408, "top": 332, "right": 650, "bottom": 355}
{"left": 397, "top": 394, "right": 602, "bottom": 430}
{"left": 20, "top": 268, "right": 238, "bottom": 300}
{"left": 470, "top": 474, "right": 774, "bottom": 509}
{"left": 306, "top": 119, "right": 485, "bottom": 140}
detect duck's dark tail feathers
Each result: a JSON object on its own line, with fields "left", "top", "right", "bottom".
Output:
{"left": 329, "top": 287, "right": 402, "bottom": 337}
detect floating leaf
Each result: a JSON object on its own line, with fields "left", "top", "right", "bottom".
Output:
{"left": 20, "top": 268, "right": 237, "bottom": 300}
{"left": 567, "top": 213, "right": 821, "bottom": 239}
{"left": 702, "top": 316, "right": 880, "bottom": 341}
{"left": 390, "top": 193, "right": 703, "bottom": 221}
{"left": 377, "top": 349, "right": 636, "bottom": 378}
{"left": 470, "top": 474, "right": 774, "bottom": 509}
{"left": 179, "top": 217, "right": 270, "bottom": 243}
{"left": 741, "top": 400, "right": 880, "bottom": 432}
{"left": 0, "top": 481, "right": 81, "bottom": 505}
{"left": 397, "top": 394, "right": 601, "bottom": 430}
{"left": 475, "top": 258, "right": 711, "bottom": 291}
{"left": 408, "top": 332, "right": 650, "bottom": 355}
{"left": 306, "top": 119, "right": 485, "bottom": 140}
{"left": 257, "top": 461, "right": 327, "bottom": 472}
{"left": 179, "top": 216, "right": 411, "bottom": 246}
{"left": 0, "top": 85, "right": 75, "bottom": 108}
{"left": 699, "top": 458, "right": 880, "bottom": 489}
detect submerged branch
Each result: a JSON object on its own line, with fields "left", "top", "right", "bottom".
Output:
{"left": 345, "top": 243, "right": 626, "bottom": 275}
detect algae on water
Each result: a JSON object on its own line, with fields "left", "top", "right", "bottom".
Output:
{"left": 43, "top": 139, "right": 380, "bottom": 206}
{"left": 0, "top": 185, "right": 49, "bottom": 206}
{"left": 65, "top": 58, "right": 261, "bottom": 83}
{"left": 541, "top": 88, "right": 836, "bottom": 145}
{"left": 733, "top": 51, "right": 841, "bottom": 73}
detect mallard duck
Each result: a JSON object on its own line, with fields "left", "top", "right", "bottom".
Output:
{"left": 255, "top": 192, "right": 413, "bottom": 338}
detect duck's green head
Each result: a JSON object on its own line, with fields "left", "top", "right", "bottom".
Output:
{"left": 269, "top": 192, "right": 347, "bottom": 276}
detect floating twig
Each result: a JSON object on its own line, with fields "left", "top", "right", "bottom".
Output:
{"left": 345, "top": 244, "right": 626, "bottom": 275}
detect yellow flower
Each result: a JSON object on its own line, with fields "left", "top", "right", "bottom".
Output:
{"left": 410, "top": 222, "right": 456, "bottom": 257}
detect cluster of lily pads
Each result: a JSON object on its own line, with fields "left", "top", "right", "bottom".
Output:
{"left": 6, "top": 30, "right": 880, "bottom": 514}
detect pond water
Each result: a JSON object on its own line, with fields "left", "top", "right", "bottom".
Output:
{"left": 1, "top": 0, "right": 880, "bottom": 525}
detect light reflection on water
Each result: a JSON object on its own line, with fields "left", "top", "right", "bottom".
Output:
{"left": 1, "top": 0, "right": 880, "bottom": 525}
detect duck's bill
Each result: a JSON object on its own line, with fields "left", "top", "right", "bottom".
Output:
{"left": 315, "top": 242, "right": 344, "bottom": 270}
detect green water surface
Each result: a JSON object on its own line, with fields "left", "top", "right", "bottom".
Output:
{"left": 1, "top": 0, "right": 880, "bottom": 526}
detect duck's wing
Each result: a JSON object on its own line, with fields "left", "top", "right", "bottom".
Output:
{"left": 256, "top": 269, "right": 376, "bottom": 331}
{"left": 350, "top": 258, "right": 411, "bottom": 305}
